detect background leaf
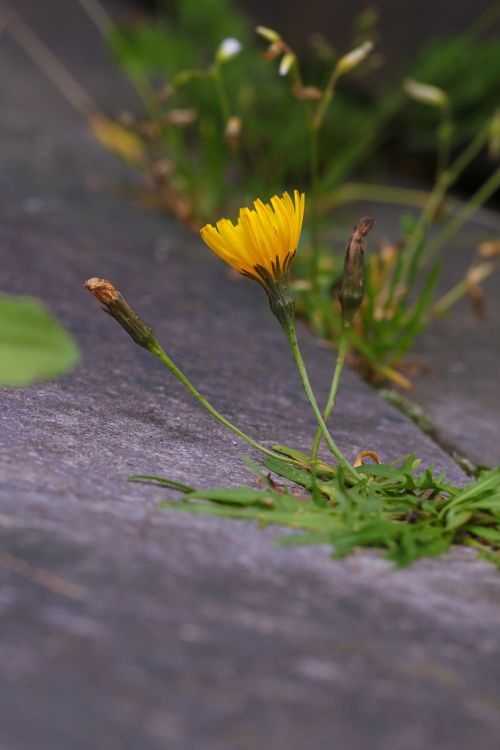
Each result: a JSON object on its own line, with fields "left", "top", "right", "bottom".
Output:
{"left": 0, "top": 294, "right": 80, "bottom": 387}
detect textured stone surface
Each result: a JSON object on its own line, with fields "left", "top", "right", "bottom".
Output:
{"left": 410, "top": 224, "right": 500, "bottom": 468}
{"left": 2, "top": 5, "right": 500, "bottom": 750}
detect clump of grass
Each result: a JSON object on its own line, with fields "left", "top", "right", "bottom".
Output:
{"left": 135, "top": 452, "right": 500, "bottom": 569}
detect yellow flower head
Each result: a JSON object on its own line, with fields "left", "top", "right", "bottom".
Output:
{"left": 200, "top": 190, "right": 305, "bottom": 287}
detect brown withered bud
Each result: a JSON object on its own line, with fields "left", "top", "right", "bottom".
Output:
{"left": 84, "top": 278, "right": 159, "bottom": 351}
{"left": 261, "top": 40, "right": 288, "bottom": 61}
{"left": 292, "top": 82, "right": 322, "bottom": 101}
{"left": 338, "top": 217, "right": 375, "bottom": 327}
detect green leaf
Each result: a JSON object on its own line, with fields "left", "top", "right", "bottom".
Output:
{"left": 264, "top": 456, "right": 314, "bottom": 489}
{"left": 0, "top": 294, "right": 80, "bottom": 386}
{"left": 183, "top": 486, "right": 280, "bottom": 507}
{"left": 128, "top": 474, "right": 195, "bottom": 493}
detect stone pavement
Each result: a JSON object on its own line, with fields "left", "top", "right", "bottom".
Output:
{"left": 1, "top": 3, "right": 500, "bottom": 750}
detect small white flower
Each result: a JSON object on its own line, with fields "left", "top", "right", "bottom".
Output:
{"left": 216, "top": 38, "right": 243, "bottom": 63}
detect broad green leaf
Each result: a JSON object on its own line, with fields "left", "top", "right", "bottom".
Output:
{"left": 0, "top": 294, "right": 80, "bottom": 386}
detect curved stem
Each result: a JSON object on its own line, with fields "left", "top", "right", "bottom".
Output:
{"left": 151, "top": 343, "right": 283, "bottom": 461}
{"left": 310, "top": 332, "right": 349, "bottom": 462}
{"left": 281, "top": 319, "right": 357, "bottom": 479}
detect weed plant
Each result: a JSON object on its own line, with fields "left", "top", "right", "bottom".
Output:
{"left": 86, "top": 196, "right": 500, "bottom": 569}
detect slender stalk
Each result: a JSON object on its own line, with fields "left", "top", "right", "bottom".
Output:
{"left": 310, "top": 332, "right": 349, "bottom": 462}
{"left": 431, "top": 262, "right": 495, "bottom": 317}
{"left": 211, "top": 65, "right": 230, "bottom": 123}
{"left": 422, "top": 165, "right": 500, "bottom": 264}
{"left": 281, "top": 319, "right": 357, "bottom": 478}
{"left": 150, "top": 343, "right": 283, "bottom": 461}
{"left": 329, "top": 182, "right": 437, "bottom": 210}
{"left": 312, "top": 70, "right": 339, "bottom": 132}
{"left": 389, "top": 121, "right": 492, "bottom": 312}
{"left": 309, "top": 126, "right": 321, "bottom": 286}
{"left": 436, "top": 105, "right": 452, "bottom": 183}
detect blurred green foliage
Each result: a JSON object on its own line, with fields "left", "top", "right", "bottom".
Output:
{"left": 402, "top": 37, "right": 500, "bottom": 158}
{"left": 109, "top": 0, "right": 376, "bottom": 220}
{"left": 0, "top": 295, "right": 80, "bottom": 387}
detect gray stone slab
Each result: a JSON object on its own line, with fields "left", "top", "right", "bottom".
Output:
{"left": 410, "top": 223, "right": 500, "bottom": 468}
{"left": 2, "top": 7, "right": 500, "bottom": 750}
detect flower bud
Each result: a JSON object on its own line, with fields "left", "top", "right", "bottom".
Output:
{"left": 335, "top": 40, "right": 374, "bottom": 77}
{"left": 403, "top": 78, "right": 449, "bottom": 109}
{"left": 279, "top": 52, "right": 296, "bottom": 76}
{"left": 255, "top": 26, "right": 282, "bottom": 43}
{"left": 84, "top": 278, "right": 159, "bottom": 351}
{"left": 338, "top": 217, "right": 374, "bottom": 327}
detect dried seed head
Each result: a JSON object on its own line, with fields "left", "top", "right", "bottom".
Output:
{"left": 84, "top": 278, "right": 120, "bottom": 305}
{"left": 84, "top": 278, "right": 159, "bottom": 351}
{"left": 338, "top": 217, "right": 375, "bottom": 327}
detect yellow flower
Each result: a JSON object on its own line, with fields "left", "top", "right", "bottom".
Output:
{"left": 200, "top": 190, "right": 305, "bottom": 286}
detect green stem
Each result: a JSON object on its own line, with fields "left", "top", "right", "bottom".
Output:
{"left": 150, "top": 343, "right": 283, "bottom": 461}
{"left": 422, "top": 165, "right": 500, "bottom": 264}
{"left": 211, "top": 65, "right": 230, "bottom": 123}
{"left": 310, "top": 332, "right": 349, "bottom": 462}
{"left": 281, "top": 318, "right": 357, "bottom": 479}
{"left": 431, "top": 262, "right": 495, "bottom": 317}
{"left": 309, "top": 125, "right": 320, "bottom": 286}
{"left": 312, "top": 70, "right": 339, "bottom": 132}
{"left": 329, "top": 182, "right": 438, "bottom": 210}
{"left": 391, "top": 121, "right": 491, "bottom": 310}
{"left": 436, "top": 105, "right": 452, "bottom": 183}
{"left": 309, "top": 67, "right": 341, "bottom": 287}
